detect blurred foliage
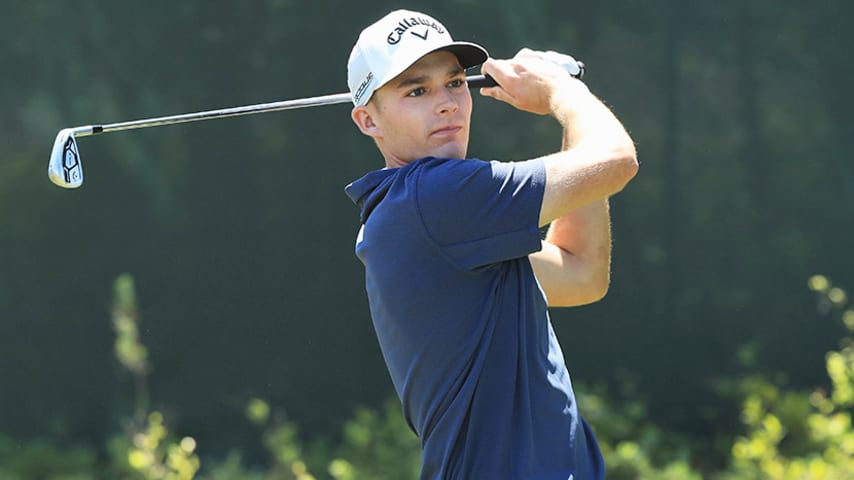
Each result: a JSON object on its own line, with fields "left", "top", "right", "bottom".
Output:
{"left": 0, "top": 436, "right": 97, "bottom": 480}
{"left": 112, "top": 273, "right": 150, "bottom": 424}
{"left": 239, "top": 396, "right": 420, "bottom": 480}
{"left": 718, "top": 276, "right": 854, "bottom": 479}
{"left": 319, "top": 397, "right": 421, "bottom": 480}
{"left": 2, "top": 274, "right": 853, "bottom": 478}
{"left": 109, "top": 275, "right": 200, "bottom": 480}
{"left": 113, "top": 274, "right": 148, "bottom": 376}
{"left": 119, "top": 412, "right": 200, "bottom": 480}
{"left": 572, "top": 275, "right": 854, "bottom": 479}
{"left": 577, "top": 385, "right": 703, "bottom": 479}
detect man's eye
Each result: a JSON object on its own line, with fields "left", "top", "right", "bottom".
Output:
{"left": 448, "top": 79, "right": 464, "bottom": 88}
{"left": 407, "top": 87, "right": 426, "bottom": 97}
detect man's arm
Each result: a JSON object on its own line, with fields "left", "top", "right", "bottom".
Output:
{"left": 480, "top": 50, "right": 638, "bottom": 307}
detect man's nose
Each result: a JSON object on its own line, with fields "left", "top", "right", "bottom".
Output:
{"left": 436, "top": 89, "right": 459, "bottom": 115}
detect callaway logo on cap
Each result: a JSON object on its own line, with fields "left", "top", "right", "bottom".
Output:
{"left": 347, "top": 10, "right": 488, "bottom": 106}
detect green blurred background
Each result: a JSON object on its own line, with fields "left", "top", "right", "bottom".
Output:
{"left": 2, "top": 0, "right": 853, "bottom": 477}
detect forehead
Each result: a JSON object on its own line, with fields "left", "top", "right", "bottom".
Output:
{"left": 381, "top": 51, "right": 463, "bottom": 91}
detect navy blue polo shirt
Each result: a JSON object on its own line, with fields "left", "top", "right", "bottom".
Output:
{"left": 345, "top": 157, "right": 604, "bottom": 480}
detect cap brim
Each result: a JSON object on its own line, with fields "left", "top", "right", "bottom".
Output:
{"left": 437, "top": 42, "right": 489, "bottom": 70}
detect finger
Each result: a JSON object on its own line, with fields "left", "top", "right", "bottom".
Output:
{"left": 479, "top": 58, "right": 497, "bottom": 77}
{"left": 515, "top": 47, "right": 542, "bottom": 60}
{"left": 480, "top": 58, "right": 517, "bottom": 86}
{"left": 480, "top": 85, "right": 516, "bottom": 105}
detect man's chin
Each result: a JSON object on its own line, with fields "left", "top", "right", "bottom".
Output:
{"left": 429, "top": 142, "right": 468, "bottom": 160}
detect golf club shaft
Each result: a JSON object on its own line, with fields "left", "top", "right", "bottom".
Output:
{"left": 49, "top": 56, "right": 583, "bottom": 189}
{"left": 71, "top": 75, "right": 497, "bottom": 138}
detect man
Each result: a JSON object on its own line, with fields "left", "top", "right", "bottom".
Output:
{"left": 344, "top": 9, "right": 637, "bottom": 480}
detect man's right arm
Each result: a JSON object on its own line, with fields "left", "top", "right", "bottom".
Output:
{"left": 480, "top": 50, "right": 638, "bottom": 306}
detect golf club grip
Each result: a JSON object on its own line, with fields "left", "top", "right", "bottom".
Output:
{"left": 466, "top": 75, "right": 498, "bottom": 89}
{"left": 466, "top": 61, "right": 585, "bottom": 90}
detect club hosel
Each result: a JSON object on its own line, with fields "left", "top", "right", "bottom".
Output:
{"left": 68, "top": 125, "right": 101, "bottom": 138}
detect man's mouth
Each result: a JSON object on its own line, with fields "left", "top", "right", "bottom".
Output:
{"left": 431, "top": 125, "right": 463, "bottom": 137}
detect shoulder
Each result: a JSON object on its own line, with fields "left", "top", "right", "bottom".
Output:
{"left": 405, "top": 158, "right": 497, "bottom": 212}
{"left": 407, "top": 157, "right": 511, "bottom": 197}
{"left": 403, "top": 158, "right": 546, "bottom": 268}
{"left": 410, "top": 157, "right": 546, "bottom": 201}
{"left": 406, "top": 157, "right": 490, "bottom": 181}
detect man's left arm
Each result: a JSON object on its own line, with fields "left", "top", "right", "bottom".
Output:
{"left": 529, "top": 200, "right": 612, "bottom": 307}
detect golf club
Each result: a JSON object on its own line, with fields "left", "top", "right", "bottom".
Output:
{"left": 48, "top": 58, "right": 584, "bottom": 189}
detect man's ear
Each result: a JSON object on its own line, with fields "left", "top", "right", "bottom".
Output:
{"left": 351, "top": 105, "right": 381, "bottom": 139}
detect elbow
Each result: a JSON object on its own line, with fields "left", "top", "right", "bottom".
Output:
{"left": 547, "top": 268, "right": 611, "bottom": 308}
{"left": 624, "top": 147, "right": 639, "bottom": 179}
{"left": 613, "top": 146, "right": 639, "bottom": 191}
{"left": 580, "top": 262, "right": 612, "bottom": 305}
{"left": 548, "top": 284, "right": 608, "bottom": 308}
{"left": 586, "top": 269, "right": 611, "bottom": 304}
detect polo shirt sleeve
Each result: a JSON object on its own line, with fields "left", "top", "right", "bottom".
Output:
{"left": 413, "top": 158, "right": 546, "bottom": 270}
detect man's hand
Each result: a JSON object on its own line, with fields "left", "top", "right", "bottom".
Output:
{"left": 479, "top": 49, "right": 588, "bottom": 116}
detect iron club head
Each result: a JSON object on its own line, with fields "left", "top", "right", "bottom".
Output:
{"left": 48, "top": 129, "right": 83, "bottom": 188}
{"left": 48, "top": 127, "right": 91, "bottom": 188}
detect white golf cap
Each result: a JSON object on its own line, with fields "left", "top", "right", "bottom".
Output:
{"left": 347, "top": 10, "right": 488, "bottom": 106}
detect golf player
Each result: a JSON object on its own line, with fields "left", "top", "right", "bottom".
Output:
{"left": 345, "top": 9, "right": 638, "bottom": 479}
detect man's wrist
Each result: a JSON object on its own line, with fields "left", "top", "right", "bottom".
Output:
{"left": 549, "top": 79, "right": 592, "bottom": 125}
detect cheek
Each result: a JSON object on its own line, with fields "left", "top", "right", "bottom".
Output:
{"left": 457, "top": 89, "right": 473, "bottom": 112}
{"left": 390, "top": 112, "right": 426, "bottom": 142}
{"left": 379, "top": 104, "right": 416, "bottom": 132}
